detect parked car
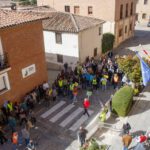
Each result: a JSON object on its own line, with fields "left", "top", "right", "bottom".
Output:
{"left": 147, "top": 22, "right": 150, "bottom": 27}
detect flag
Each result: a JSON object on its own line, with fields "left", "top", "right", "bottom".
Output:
{"left": 143, "top": 49, "right": 150, "bottom": 59}
{"left": 136, "top": 52, "right": 150, "bottom": 86}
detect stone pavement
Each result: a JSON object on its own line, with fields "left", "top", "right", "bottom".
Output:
{"left": 92, "top": 83, "right": 150, "bottom": 150}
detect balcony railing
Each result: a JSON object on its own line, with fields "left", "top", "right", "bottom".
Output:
{"left": 0, "top": 53, "right": 9, "bottom": 71}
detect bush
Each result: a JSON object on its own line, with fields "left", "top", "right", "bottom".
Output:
{"left": 102, "top": 33, "right": 115, "bottom": 53}
{"left": 88, "top": 139, "right": 100, "bottom": 150}
{"left": 117, "top": 56, "right": 142, "bottom": 83}
{"left": 80, "top": 139, "right": 108, "bottom": 150}
{"left": 112, "top": 86, "right": 133, "bottom": 117}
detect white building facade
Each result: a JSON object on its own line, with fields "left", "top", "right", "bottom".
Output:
{"left": 136, "top": 0, "right": 150, "bottom": 23}
{"left": 42, "top": 12, "right": 104, "bottom": 68}
{"left": 44, "top": 31, "right": 79, "bottom": 68}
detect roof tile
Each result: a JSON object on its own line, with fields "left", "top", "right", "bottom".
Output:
{"left": 0, "top": 9, "right": 48, "bottom": 29}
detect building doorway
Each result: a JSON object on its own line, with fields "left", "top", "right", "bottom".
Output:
{"left": 94, "top": 48, "right": 97, "bottom": 57}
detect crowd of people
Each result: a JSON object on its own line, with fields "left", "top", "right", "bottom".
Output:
{"left": 0, "top": 51, "right": 134, "bottom": 149}
{"left": 0, "top": 82, "right": 52, "bottom": 149}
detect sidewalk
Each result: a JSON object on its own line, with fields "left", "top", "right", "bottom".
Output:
{"left": 94, "top": 84, "right": 150, "bottom": 150}
{"left": 65, "top": 84, "right": 150, "bottom": 150}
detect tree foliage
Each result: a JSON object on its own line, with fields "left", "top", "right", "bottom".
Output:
{"left": 102, "top": 33, "right": 115, "bottom": 53}
{"left": 117, "top": 55, "right": 142, "bottom": 83}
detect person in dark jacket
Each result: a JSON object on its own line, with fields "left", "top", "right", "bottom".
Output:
{"left": 78, "top": 126, "right": 88, "bottom": 147}
{"left": 0, "top": 127, "right": 7, "bottom": 145}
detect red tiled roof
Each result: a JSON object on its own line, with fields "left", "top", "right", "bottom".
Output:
{"left": 0, "top": 9, "right": 48, "bottom": 29}
{"left": 19, "top": 5, "right": 56, "bottom": 12}
{"left": 43, "top": 12, "right": 105, "bottom": 33}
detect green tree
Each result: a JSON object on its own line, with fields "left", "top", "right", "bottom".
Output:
{"left": 117, "top": 55, "right": 142, "bottom": 83}
{"left": 102, "top": 33, "right": 115, "bottom": 53}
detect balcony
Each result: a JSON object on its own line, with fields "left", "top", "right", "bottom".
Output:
{"left": 0, "top": 53, "right": 9, "bottom": 71}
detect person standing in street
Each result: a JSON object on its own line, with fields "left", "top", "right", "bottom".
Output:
{"left": 83, "top": 98, "right": 90, "bottom": 117}
{"left": 72, "top": 86, "right": 78, "bottom": 104}
{"left": 21, "top": 126, "right": 30, "bottom": 146}
{"left": 0, "top": 126, "right": 7, "bottom": 145}
{"left": 77, "top": 126, "right": 88, "bottom": 147}
{"left": 122, "top": 133, "right": 132, "bottom": 150}
{"left": 12, "top": 131, "right": 18, "bottom": 150}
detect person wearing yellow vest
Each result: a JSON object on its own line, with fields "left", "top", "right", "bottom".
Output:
{"left": 101, "top": 76, "right": 107, "bottom": 91}
{"left": 92, "top": 77, "right": 97, "bottom": 90}
{"left": 58, "top": 79, "right": 63, "bottom": 88}
{"left": 113, "top": 73, "right": 119, "bottom": 90}
{"left": 58, "top": 78, "right": 63, "bottom": 96}
{"left": 7, "top": 101, "right": 13, "bottom": 113}
{"left": 69, "top": 82, "right": 74, "bottom": 99}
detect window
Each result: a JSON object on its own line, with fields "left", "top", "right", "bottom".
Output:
{"left": 99, "top": 27, "right": 102, "bottom": 35}
{"left": 120, "top": 4, "right": 123, "bottom": 19}
{"left": 130, "top": 2, "right": 133, "bottom": 16}
{"left": 94, "top": 48, "right": 97, "bottom": 57}
{"left": 65, "top": 6, "right": 70, "bottom": 12}
{"left": 136, "top": 13, "right": 139, "bottom": 21}
{"left": 119, "top": 29, "right": 123, "bottom": 37}
{"left": 88, "top": 6, "right": 93, "bottom": 15}
{"left": 125, "top": 25, "right": 127, "bottom": 33}
{"left": 74, "top": 6, "right": 80, "bottom": 14}
{"left": 0, "top": 37, "right": 3, "bottom": 55}
{"left": 125, "top": 3, "right": 128, "bottom": 17}
{"left": 55, "top": 33, "right": 62, "bottom": 44}
{"left": 129, "top": 23, "right": 132, "bottom": 31}
{"left": 142, "top": 13, "right": 147, "bottom": 19}
{"left": 0, "top": 73, "right": 10, "bottom": 94}
{"left": 57, "top": 54, "right": 63, "bottom": 63}
{"left": 144, "top": 0, "right": 148, "bottom": 5}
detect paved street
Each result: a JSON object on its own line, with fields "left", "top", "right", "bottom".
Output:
{"left": 114, "top": 23, "right": 150, "bottom": 58}
{"left": 0, "top": 24, "right": 150, "bottom": 150}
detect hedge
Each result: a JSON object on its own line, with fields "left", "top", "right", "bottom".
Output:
{"left": 102, "top": 33, "right": 115, "bottom": 53}
{"left": 112, "top": 86, "right": 133, "bottom": 117}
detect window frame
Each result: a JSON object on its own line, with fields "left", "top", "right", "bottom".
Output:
{"left": 99, "top": 26, "right": 102, "bottom": 35}
{"left": 119, "top": 29, "right": 123, "bottom": 37}
{"left": 88, "top": 6, "right": 93, "bottom": 15}
{"left": 120, "top": 4, "right": 123, "bottom": 19}
{"left": 125, "top": 25, "right": 128, "bottom": 34}
{"left": 64, "top": 5, "right": 70, "bottom": 12}
{"left": 125, "top": 3, "right": 128, "bottom": 17}
{"left": 55, "top": 32, "right": 62, "bottom": 44}
{"left": 94, "top": 48, "right": 98, "bottom": 57}
{"left": 130, "top": 2, "right": 133, "bottom": 16}
{"left": 129, "top": 23, "right": 132, "bottom": 31}
{"left": 74, "top": 6, "right": 80, "bottom": 14}
{"left": 144, "top": 0, "right": 148, "bottom": 5}
{"left": 0, "top": 72, "right": 10, "bottom": 95}
{"left": 57, "top": 54, "right": 63, "bottom": 63}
